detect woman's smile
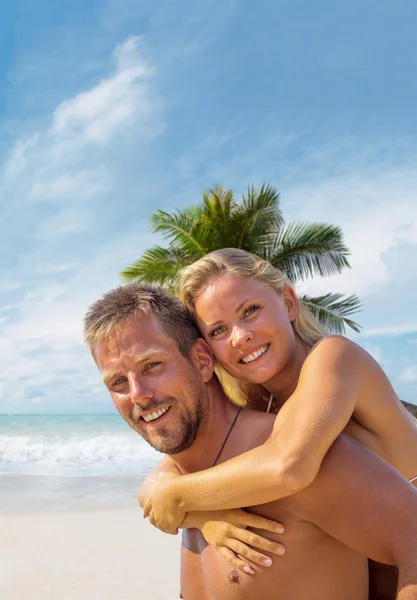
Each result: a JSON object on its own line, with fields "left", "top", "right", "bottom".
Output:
{"left": 238, "top": 343, "right": 271, "bottom": 364}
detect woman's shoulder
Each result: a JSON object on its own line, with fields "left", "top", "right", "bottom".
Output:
{"left": 304, "top": 335, "right": 365, "bottom": 371}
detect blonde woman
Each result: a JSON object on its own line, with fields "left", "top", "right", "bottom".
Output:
{"left": 140, "top": 248, "right": 417, "bottom": 577}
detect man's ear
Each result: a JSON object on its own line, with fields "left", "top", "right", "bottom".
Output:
{"left": 191, "top": 338, "right": 215, "bottom": 383}
{"left": 282, "top": 285, "right": 299, "bottom": 322}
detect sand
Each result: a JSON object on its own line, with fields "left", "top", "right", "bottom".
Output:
{"left": 0, "top": 508, "right": 181, "bottom": 599}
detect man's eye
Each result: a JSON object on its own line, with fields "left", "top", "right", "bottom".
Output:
{"left": 144, "top": 362, "right": 161, "bottom": 372}
{"left": 113, "top": 376, "right": 127, "bottom": 387}
{"left": 208, "top": 325, "right": 226, "bottom": 338}
{"left": 243, "top": 304, "right": 260, "bottom": 317}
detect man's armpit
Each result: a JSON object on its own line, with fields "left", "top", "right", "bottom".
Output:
{"left": 292, "top": 434, "right": 417, "bottom": 567}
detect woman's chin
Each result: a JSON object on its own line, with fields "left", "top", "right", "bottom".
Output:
{"left": 234, "top": 364, "right": 277, "bottom": 385}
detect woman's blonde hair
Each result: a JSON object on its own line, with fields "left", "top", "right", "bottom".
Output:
{"left": 178, "top": 248, "right": 328, "bottom": 407}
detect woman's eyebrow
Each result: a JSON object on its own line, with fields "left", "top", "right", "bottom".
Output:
{"left": 206, "top": 297, "right": 259, "bottom": 327}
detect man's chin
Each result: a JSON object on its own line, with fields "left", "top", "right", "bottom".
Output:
{"left": 146, "top": 429, "right": 199, "bottom": 456}
{"left": 138, "top": 428, "right": 188, "bottom": 455}
{"left": 134, "top": 408, "right": 202, "bottom": 455}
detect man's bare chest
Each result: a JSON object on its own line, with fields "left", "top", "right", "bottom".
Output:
{"left": 179, "top": 503, "right": 367, "bottom": 600}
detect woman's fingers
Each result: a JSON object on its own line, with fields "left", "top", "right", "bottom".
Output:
{"left": 146, "top": 512, "right": 177, "bottom": 534}
{"left": 242, "top": 513, "right": 285, "bottom": 534}
{"left": 235, "top": 528, "right": 285, "bottom": 555}
{"left": 143, "top": 499, "right": 151, "bottom": 518}
{"left": 226, "top": 538, "right": 276, "bottom": 567}
{"left": 216, "top": 546, "right": 256, "bottom": 575}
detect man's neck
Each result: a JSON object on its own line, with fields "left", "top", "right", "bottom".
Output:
{"left": 172, "top": 381, "right": 241, "bottom": 475}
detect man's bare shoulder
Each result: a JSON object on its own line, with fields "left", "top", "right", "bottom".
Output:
{"left": 239, "top": 406, "right": 275, "bottom": 435}
{"left": 286, "top": 433, "right": 417, "bottom": 566}
{"left": 291, "top": 433, "right": 398, "bottom": 509}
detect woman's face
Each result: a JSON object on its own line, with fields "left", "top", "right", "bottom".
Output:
{"left": 193, "top": 274, "right": 298, "bottom": 384}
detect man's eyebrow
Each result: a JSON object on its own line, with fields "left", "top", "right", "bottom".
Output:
{"left": 206, "top": 297, "right": 258, "bottom": 328}
{"left": 103, "top": 372, "right": 120, "bottom": 386}
{"left": 102, "top": 350, "right": 162, "bottom": 385}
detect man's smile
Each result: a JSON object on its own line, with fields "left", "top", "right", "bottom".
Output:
{"left": 140, "top": 405, "right": 172, "bottom": 424}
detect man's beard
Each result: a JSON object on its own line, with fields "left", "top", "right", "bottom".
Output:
{"left": 155, "top": 402, "right": 204, "bottom": 455}
{"left": 128, "top": 378, "right": 207, "bottom": 455}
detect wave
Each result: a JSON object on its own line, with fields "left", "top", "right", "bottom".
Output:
{"left": 0, "top": 433, "right": 161, "bottom": 477}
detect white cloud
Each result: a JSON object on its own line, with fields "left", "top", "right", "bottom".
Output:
{"left": 0, "top": 281, "right": 21, "bottom": 292}
{"left": 400, "top": 365, "right": 417, "bottom": 384}
{"left": 2, "top": 36, "right": 163, "bottom": 213}
{"left": 51, "top": 37, "right": 156, "bottom": 146}
{"left": 360, "top": 324, "right": 417, "bottom": 337}
{"left": 0, "top": 230, "right": 155, "bottom": 411}
{"left": 289, "top": 162, "right": 417, "bottom": 299}
{"left": 30, "top": 167, "right": 110, "bottom": 203}
{"left": 0, "top": 36, "right": 164, "bottom": 412}
{"left": 33, "top": 207, "right": 93, "bottom": 241}
{"left": 33, "top": 262, "right": 81, "bottom": 275}
{"left": 30, "top": 396, "right": 46, "bottom": 405}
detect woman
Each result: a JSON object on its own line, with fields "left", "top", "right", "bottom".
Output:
{"left": 140, "top": 248, "right": 417, "bottom": 576}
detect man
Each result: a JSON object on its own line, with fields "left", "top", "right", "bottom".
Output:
{"left": 84, "top": 284, "right": 417, "bottom": 600}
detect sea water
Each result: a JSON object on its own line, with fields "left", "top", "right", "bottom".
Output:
{"left": 0, "top": 414, "right": 161, "bottom": 513}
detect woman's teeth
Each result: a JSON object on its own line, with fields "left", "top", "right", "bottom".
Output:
{"left": 143, "top": 407, "right": 169, "bottom": 422}
{"left": 241, "top": 344, "right": 269, "bottom": 364}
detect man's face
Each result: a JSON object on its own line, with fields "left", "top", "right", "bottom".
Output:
{"left": 94, "top": 316, "right": 209, "bottom": 454}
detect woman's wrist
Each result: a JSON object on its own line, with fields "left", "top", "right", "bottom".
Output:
{"left": 167, "top": 474, "right": 197, "bottom": 512}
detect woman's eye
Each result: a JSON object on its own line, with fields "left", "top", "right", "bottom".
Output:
{"left": 244, "top": 304, "right": 260, "bottom": 317}
{"left": 208, "top": 325, "right": 226, "bottom": 338}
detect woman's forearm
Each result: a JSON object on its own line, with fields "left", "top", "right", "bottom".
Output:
{"left": 138, "top": 457, "right": 181, "bottom": 508}
{"left": 180, "top": 511, "right": 217, "bottom": 530}
{"left": 171, "top": 441, "right": 315, "bottom": 512}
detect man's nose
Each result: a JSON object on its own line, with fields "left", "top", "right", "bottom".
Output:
{"left": 129, "top": 375, "right": 154, "bottom": 406}
{"left": 231, "top": 326, "right": 252, "bottom": 348}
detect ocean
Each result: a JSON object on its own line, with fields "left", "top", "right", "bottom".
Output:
{"left": 0, "top": 415, "right": 161, "bottom": 513}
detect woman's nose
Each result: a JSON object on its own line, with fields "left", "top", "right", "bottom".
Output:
{"left": 231, "top": 326, "right": 252, "bottom": 348}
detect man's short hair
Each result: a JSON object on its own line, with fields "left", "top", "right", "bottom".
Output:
{"left": 84, "top": 283, "right": 201, "bottom": 358}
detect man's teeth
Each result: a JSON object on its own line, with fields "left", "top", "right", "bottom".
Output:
{"left": 241, "top": 345, "right": 269, "bottom": 364}
{"left": 143, "top": 407, "right": 169, "bottom": 422}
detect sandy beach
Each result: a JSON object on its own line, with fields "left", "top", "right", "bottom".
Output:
{"left": 0, "top": 508, "right": 181, "bottom": 600}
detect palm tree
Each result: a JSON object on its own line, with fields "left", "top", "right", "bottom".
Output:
{"left": 121, "top": 185, "right": 361, "bottom": 334}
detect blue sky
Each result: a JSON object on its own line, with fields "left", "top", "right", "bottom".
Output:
{"left": 0, "top": 0, "right": 416, "bottom": 413}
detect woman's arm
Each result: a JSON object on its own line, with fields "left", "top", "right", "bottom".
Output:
{"left": 179, "top": 509, "right": 285, "bottom": 574}
{"left": 138, "top": 455, "right": 181, "bottom": 508}
{"left": 144, "top": 337, "right": 364, "bottom": 530}
{"left": 139, "top": 459, "right": 286, "bottom": 574}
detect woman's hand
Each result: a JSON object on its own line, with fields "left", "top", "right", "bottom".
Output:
{"left": 143, "top": 472, "right": 185, "bottom": 534}
{"left": 194, "top": 509, "right": 285, "bottom": 575}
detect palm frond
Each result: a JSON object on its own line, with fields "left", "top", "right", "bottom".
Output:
{"left": 120, "top": 246, "right": 192, "bottom": 287}
{"left": 237, "top": 184, "right": 284, "bottom": 249}
{"left": 121, "top": 183, "right": 362, "bottom": 334}
{"left": 300, "top": 293, "right": 362, "bottom": 334}
{"left": 200, "top": 187, "right": 240, "bottom": 249}
{"left": 264, "top": 223, "right": 351, "bottom": 283}
{"left": 149, "top": 209, "right": 208, "bottom": 255}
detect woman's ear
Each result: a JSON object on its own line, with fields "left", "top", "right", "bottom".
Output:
{"left": 282, "top": 285, "right": 299, "bottom": 322}
{"left": 191, "top": 338, "right": 215, "bottom": 383}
